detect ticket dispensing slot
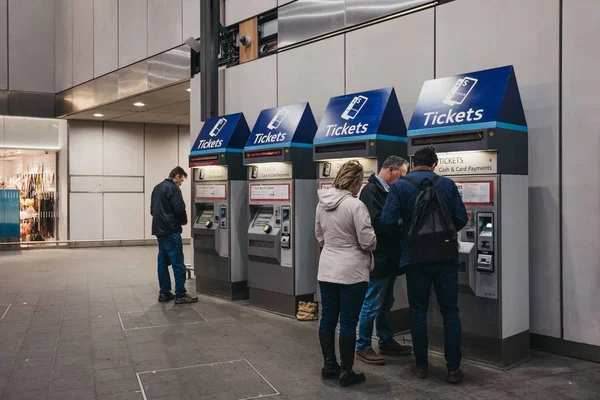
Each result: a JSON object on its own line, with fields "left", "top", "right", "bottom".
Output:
{"left": 194, "top": 206, "right": 214, "bottom": 229}
{"left": 476, "top": 212, "right": 494, "bottom": 273}
{"left": 248, "top": 206, "right": 281, "bottom": 262}
{"left": 193, "top": 205, "right": 216, "bottom": 252}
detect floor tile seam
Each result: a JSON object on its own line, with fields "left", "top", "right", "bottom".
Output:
{"left": 45, "top": 286, "right": 68, "bottom": 400}
{"left": 0, "top": 272, "right": 48, "bottom": 399}
{"left": 106, "top": 284, "right": 138, "bottom": 380}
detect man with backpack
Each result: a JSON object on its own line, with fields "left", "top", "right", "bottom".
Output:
{"left": 381, "top": 146, "right": 468, "bottom": 383}
{"left": 356, "top": 156, "right": 413, "bottom": 365}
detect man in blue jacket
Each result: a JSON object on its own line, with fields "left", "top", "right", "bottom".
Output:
{"left": 151, "top": 166, "right": 198, "bottom": 305}
{"left": 382, "top": 146, "right": 468, "bottom": 383}
{"left": 356, "top": 156, "right": 413, "bottom": 365}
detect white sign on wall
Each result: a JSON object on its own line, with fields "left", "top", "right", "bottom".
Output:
{"left": 435, "top": 151, "right": 497, "bottom": 176}
{"left": 195, "top": 166, "right": 228, "bottom": 181}
{"left": 250, "top": 183, "right": 290, "bottom": 201}
{"left": 196, "top": 184, "right": 227, "bottom": 200}
{"left": 248, "top": 163, "right": 293, "bottom": 180}
{"left": 318, "top": 157, "right": 378, "bottom": 179}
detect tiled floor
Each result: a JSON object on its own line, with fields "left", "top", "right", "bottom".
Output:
{"left": 0, "top": 246, "right": 598, "bottom": 400}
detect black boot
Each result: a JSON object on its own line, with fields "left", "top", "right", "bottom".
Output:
{"left": 339, "top": 336, "right": 366, "bottom": 387}
{"left": 319, "top": 331, "right": 340, "bottom": 379}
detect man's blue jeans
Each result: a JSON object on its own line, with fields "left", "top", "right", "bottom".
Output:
{"left": 156, "top": 232, "right": 187, "bottom": 299}
{"left": 356, "top": 276, "right": 397, "bottom": 350}
{"left": 406, "top": 265, "right": 461, "bottom": 372}
{"left": 319, "top": 281, "right": 368, "bottom": 338}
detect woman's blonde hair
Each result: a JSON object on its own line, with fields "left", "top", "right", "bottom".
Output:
{"left": 332, "top": 160, "right": 364, "bottom": 191}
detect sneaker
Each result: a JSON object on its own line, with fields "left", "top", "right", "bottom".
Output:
{"left": 356, "top": 348, "right": 386, "bottom": 365}
{"left": 447, "top": 368, "right": 464, "bottom": 384}
{"left": 378, "top": 340, "right": 413, "bottom": 356}
{"left": 158, "top": 292, "right": 175, "bottom": 302}
{"left": 174, "top": 293, "right": 198, "bottom": 304}
{"left": 411, "top": 363, "right": 428, "bottom": 379}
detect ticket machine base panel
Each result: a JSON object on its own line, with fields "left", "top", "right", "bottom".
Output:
{"left": 428, "top": 329, "right": 530, "bottom": 369}
{"left": 196, "top": 277, "right": 248, "bottom": 301}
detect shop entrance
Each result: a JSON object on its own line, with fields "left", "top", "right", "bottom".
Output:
{"left": 0, "top": 149, "right": 58, "bottom": 245}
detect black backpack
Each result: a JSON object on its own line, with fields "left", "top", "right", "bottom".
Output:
{"left": 403, "top": 175, "right": 459, "bottom": 265}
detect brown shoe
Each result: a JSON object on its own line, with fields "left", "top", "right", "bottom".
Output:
{"left": 174, "top": 293, "right": 198, "bottom": 304}
{"left": 447, "top": 368, "right": 464, "bottom": 384}
{"left": 378, "top": 340, "right": 413, "bottom": 356}
{"left": 356, "top": 348, "right": 386, "bottom": 365}
{"left": 411, "top": 363, "right": 428, "bottom": 379}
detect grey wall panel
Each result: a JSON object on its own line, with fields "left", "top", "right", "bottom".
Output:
{"left": 278, "top": 35, "right": 345, "bottom": 122}
{"left": 144, "top": 123, "right": 179, "bottom": 238}
{"left": 7, "top": 91, "right": 55, "bottom": 118}
{"left": 178, "top": 126, "right": 191, "bottom": 238}
{"left": 8, "top": 0, "right": 55, "bottom": 92}
{"left": 102, "top": 122, "right": 144, "bottom": 176}
{"left": 73, "top": 0, "right": 94, "bottom": 85}
{"left": 94, "top": 0, "right": 118, "bottom": 77}
{"left": 225, "top": 0, "right": 276, "bottom": 26}
{"left": 119, "top": 0, "right": 148, "bottom": 68}
{"left": 148, "top": 0, "right": 182, "bottom": 56}
{"left": 278, "top": 0, "right": 345, "bottom": 49}
{"left": 69, "top": 120, "right": 103, "bottom": 176}
{"left": 70, "top": 193, "right": 103, "bottom": 240}
{"left": 436, "top": 0, "right": 561, "bottom": 338}
{"left": 103, "top": 193, "right": 145, "bottom": 239}
{"left": 183, "top": 0, "right": 201, "bottom": 40}
{"left": 0, "top": 1, "right": 7, "bottom": 90}
{"left": 346, "top": 8, "right": 434, "bottom": 126}
{"left": 55, "top": 0, "right": 73, "bottom": 92}
{"left": 189, "top": 73, "right": 201, "bottom": 146}
{"left": 225, "top": 55, "right": 277, "bottom": 128}
{"left": 0, "top": 91, "right": 7, "bottom": 115}
{"left": 562, "top": 0, "right": 600, "bottom": 347}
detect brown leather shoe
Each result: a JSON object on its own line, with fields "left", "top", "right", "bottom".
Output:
{"left": 174, "top": 293, "right": 198, "bottom": 304}
{"left": 447, "top": 368, "right": 464, "bottom": 384}
{"left": 411, "top": 363, "right": 428, "bottom": 379}
{"left": 356, "top": 348, "right": 386, "bottom": 365}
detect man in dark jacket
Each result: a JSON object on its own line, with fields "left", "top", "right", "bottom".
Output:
{"left": 356, "top": 156, "right": 413, "bottom": 365}
{"left": 151, "top": 166, "right": 198, "bottom": 304}
{"left": 382, "top": 146, "right": 468, "bottom": 383}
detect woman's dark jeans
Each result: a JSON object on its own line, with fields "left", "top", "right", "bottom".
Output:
{"left": 319, "top": 281, "right": 369, "bottom": 338}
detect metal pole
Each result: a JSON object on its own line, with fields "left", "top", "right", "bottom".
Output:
{"left": 200, "top": 0, "right": 220, "bottom": 121}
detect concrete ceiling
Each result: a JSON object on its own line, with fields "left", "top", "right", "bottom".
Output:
{"left": 64, "top": 81, "right": 191, "bottom": 126}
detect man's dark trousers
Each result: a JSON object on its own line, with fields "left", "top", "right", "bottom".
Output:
{"left": 406, "top": 265, "right": 461, "bottom": 371}
{"left": 156, "top": 232, "right": 187, "bottom": 299}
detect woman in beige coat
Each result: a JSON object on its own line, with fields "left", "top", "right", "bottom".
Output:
{"left": 315, "top": 160, "right": 377, "bottom": 387}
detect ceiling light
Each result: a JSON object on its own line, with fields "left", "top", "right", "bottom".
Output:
{"left": 187, "top": 88, "right": 191, "bottom": 92}
{"left": 93, "top": 113, "right": 104, "bottom": 117}
{"left": 133, "top": 102, "right": 145, "bottom": 107}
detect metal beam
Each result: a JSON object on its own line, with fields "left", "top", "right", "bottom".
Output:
{"left": 200, "top": 0, "right": 220, "bottom": 121}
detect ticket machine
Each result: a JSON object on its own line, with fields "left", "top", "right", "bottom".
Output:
{"left": 408, "top": 65, "right": 529, "bottom": 368}
{"left": 189, "top": 113, "right": 251, "bottom": 300}
{"left": 313, "top": 87, "right": 410, "bottom": 332}
{"left": 244, "top": 103, "right": 318, "bottom": 317}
